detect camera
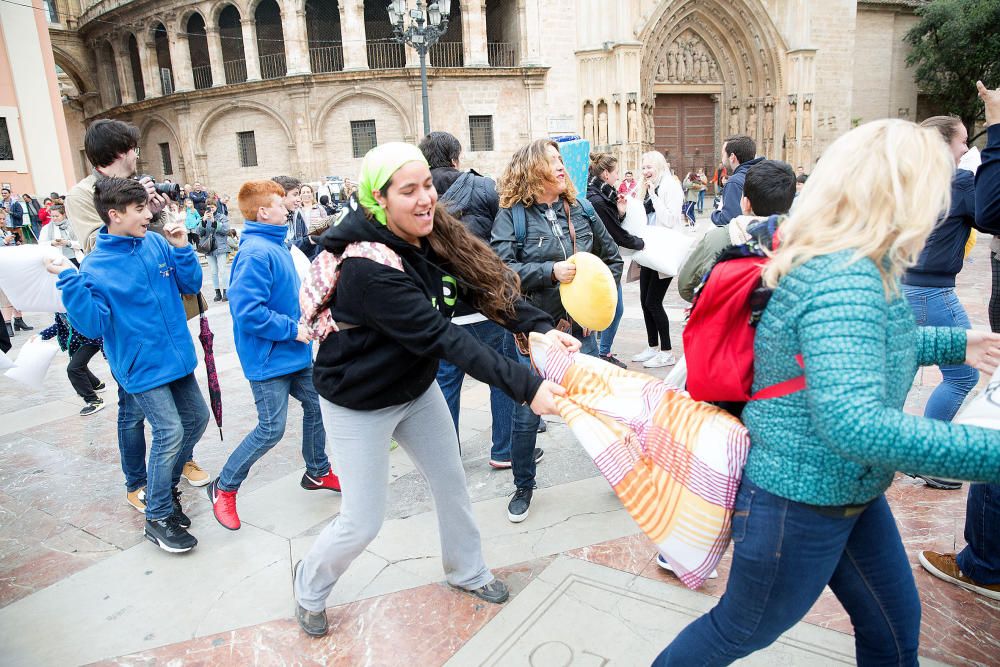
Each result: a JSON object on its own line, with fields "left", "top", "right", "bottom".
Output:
{"left": 137, "top": 175, "right": 181, "bottom": 201}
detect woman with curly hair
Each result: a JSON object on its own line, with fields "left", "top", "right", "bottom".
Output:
{"left": 292, "top": 142, "right": 576, "bottom": 637}
{"left": 491, "top": 139, "right": 623, "bottom": 524}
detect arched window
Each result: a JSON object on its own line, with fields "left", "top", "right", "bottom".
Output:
{"left": 127, "top": 34, "right": 145, "bottom": 101}
{"left": 187, "top": 13, "right": 212, "bottom": 89}
{"left": 99, "top": 41, "right": 121, "bottom": 106}
{"left": 218, "top": 5, "right": 247, "bottom": 84}
{"left": 153, "top": 23, "right": 175, "bottom": 95}
{"left": 485, "top": 0, "right": 517, "bottom": 67}
{"left": 255, "top": 0, "right": 287, "bottom": 79}
{"left": 429, "top": 1, "right": 463, "bottom": 67}
{"left": 306, "top": 0, "right": 343, "bottom": 73}
{"left": 364, "top": 0, "right": 404, "bottom": 69}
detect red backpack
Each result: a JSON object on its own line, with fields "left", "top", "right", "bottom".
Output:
{"left": 682, "top": 218, "right": 804, "bottom": 403}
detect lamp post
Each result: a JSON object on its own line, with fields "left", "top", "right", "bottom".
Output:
{"left": 387, "top": 0, "right": 451, "bottom": 137}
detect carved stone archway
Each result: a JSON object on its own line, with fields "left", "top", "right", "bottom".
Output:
{"left": 640, "top": 0, "right": 787, "bottom": 158}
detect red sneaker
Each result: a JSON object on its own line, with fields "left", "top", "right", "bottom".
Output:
{"left": 207, "top": 478, "right": 241, "bottom": 530}
{"left": 301, "top": 469, "right": 341, "bottom": 492}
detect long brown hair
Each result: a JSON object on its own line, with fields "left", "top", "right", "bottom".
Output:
{"left": 371, "top": 185, "right": 522, "bottom": 321}
{"left": 497, "top": 139, "right": 578, "bottom": 209}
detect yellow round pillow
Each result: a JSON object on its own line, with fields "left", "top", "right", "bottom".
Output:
{"left": 559, "top": 252, "right": 618, "bottom": 330}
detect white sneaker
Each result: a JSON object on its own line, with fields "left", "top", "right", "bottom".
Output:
{"left": 631, "top": 346, "right": 658, "bottom": 363}
{"left": 643, "top": 351, "right": 677, "bottom": 368}
{"left": 656, "top": 554, "right": 718, "bottom": 579}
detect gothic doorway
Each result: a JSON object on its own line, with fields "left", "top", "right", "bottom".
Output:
{"left": 653, "top": 93, "right": 717, "bottom": 179}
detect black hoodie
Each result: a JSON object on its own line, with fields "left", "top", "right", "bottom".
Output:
{"left": 313, "top": 200, "right": 553, "bottom": 410}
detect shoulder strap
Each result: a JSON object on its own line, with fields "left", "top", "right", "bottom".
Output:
{"left": 512, "top": 203, "right": 527, "bottom": 257}
{"left": 576, "top": 195, "right": 597, "bottom": 218}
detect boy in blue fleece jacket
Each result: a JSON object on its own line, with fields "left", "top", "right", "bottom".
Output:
{"left": 50, "top": 178, "right": 209, "bottom": 554}
{"left": 207, "top": 180, "right": 339, "bottom": 532}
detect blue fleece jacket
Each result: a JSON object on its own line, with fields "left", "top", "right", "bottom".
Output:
{"left": 711, "top": 156, "right": 764, "bottom": 227}
{"left": 228, "top": 221, "right": 311, "bottom": 381}
{"left": 56, "top": 229, "right": 202, "bottom": 394}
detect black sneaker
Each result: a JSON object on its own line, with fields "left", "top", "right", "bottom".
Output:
{"left": 171, "top": 488, "right": 191, "bottom": 528}
{"left": 92, "top": 381, "right": 107, "bottom": 393}
{"left": 454, "top": 578, "right": 509, "bottom": 604}
{"left": 914, "top": 475, "right": 962, "bottom": 490}
{"left": 507, "top": 487, "right": 533, "bottom": 523}
{"left": 80, "top": 399, "right": 105, "bottom": 417}
{"left": 294, "top": 560, "right": 329, "bottom": 637}
{"left": 144, "top": 515, "right": 197, "bottom": 553}
{"left": 599, "top": 353, "right": 628, "bottom": 369}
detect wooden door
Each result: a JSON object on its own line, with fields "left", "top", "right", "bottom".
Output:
{"left": 653, "top": 94, "right": 717, "bottom": 179}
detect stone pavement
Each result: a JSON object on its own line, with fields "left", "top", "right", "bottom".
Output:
{"left": 0, "top": 220, "right": 998, "bottom": 666}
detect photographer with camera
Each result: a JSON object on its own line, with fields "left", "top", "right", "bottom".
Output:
{"left": 65, "top": 118, "right": 212, "bottom": 513}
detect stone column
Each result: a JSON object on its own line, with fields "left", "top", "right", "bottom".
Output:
{"left": 519, "top": 0, "right": 542, "bottom": 66}
{"left": 142, "top": 40, "right": 161, "bottom": 96}
{"left": 339, "top": 0, "right": 368, "bottom": 70}
{"left": 281, "top": 0, "right": 310, "bottom": 74}
{"left": 241, "top": 18, "right": 263, "bottom": 81}
{"left": 205, "top": 27, "right": 226, "bottom": 87}
{"left": 168, "top": 33, "right": 194, "bottom": 92}
{"left": 464, "top": 0, "right": 488, "bottom": 67}
{"left": 113, "top": 42, "right": 135, "bottom": 104}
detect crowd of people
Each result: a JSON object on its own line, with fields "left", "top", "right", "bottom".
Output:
{"left": 1, "top": 79, "right": 998, "bottom": 664}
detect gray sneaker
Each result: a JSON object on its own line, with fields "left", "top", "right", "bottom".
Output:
{"left": 293, "top": 560, "right": 329, "bottom": 637}
{"left": 456, "top": 578, "right": 510, "bottom": 604}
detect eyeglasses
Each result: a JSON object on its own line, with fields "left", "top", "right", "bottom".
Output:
{"left": 132, "top": 146, "right": 140, "bottom": 157}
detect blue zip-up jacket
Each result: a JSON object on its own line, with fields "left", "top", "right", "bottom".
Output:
{"left": 56, "top": 228, "right": 202, "bottom": 394}
{"left": 228, "top": 221, "right": 311, "bottom": 381}
{"left": 978, "top": 124, "right": 1000, "bottom": 230}
{"left": 903, "top": 167, "right": 1000, "bottom": 288}
{"left": 711, "top": 156, "right": 764, "bottom": 227}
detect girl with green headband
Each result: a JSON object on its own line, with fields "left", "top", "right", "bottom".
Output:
{"left": 292, "top": 142, "right": 577, "bottom": 637}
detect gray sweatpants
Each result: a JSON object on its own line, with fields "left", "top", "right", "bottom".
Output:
{"left": 295, "top": 383, "right": 494, "bottom": 612}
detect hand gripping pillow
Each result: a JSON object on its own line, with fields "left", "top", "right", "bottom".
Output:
{"left": 558, "top": 252, "right": 617, "bottom": 331}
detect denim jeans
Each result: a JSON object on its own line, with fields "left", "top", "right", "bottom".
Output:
{"left": 509, "top": 332, "right": 598, "bottom": 489}
{"left": 131, "top": 374, "right": 210, "bottom": 520}
{"left": 205, "top": 253, "right": 229, "bottom": 290}
{"left": 117, "top": 385, "right": 148, "bottom": 493}
{"left": 902, "top": 285, "right": 979, "bottom": 421}
{"left": 697, "top": 189, "right": 705, "bottom": 212}
{"left": 219, "top": 366, "right": 329, "bottom": 491}
{"left": 598, "top": 283, "right": 624, "bottom": 357}
{"left": 958, "top": 484, "right": 1000, "bottom": 584}
{"left": 436, "top": 319, "right": 515, "bottom": 462}
{"left": 653, "top": 478, "right": 920, "bottom": 666}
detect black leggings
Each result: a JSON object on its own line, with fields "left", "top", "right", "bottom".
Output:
{"left": 639, "top": 266, "right": 672, "bottom": 350}
{"left": 67, "top": 344, "right": 102, "bottom": 403}
{"left": 991, "top": 252, "right": 1000, "bottom": 334}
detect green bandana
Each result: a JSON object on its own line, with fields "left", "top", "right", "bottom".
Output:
{"left": 357, "top": 143, "right": 429, "bottom": 226}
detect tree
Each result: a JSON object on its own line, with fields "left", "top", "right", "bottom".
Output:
{"left": 905, "top": 0, "right": 1000, "bottom": 132}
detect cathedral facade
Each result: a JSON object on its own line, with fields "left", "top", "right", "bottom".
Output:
{"left": 47, "top": 0, "right": 925, "bottom": 201}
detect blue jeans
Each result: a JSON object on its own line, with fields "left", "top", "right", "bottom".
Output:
{"left": 117, "top": 385, "right": 148, "bottom": 493}
{"left": 205, "top": 253, "right": 229, "bottom": 290}
{"left": 131, "top": 373, "right": 210, "bottom": 520}
{"left": 654, "top": 479, "right": 921, "bottom": 666}
{"left": 902, "top": 285, "right": 979, "bottom": 421}
{"left": 510, "top": 331, "right": 598, "bottom": 489}
{"left": 958, "top": 484, "right": 1000, "bottom": 584}
{"left": 436, "top": 319, "right": 515, "bottom": 462}
{"left": 219, "top": 366, "right": 329, "bottom": 491}
{"left": 697, "top": 189, "right": 705, "bottom": 212}
{"left": 598, "top": 283, "right": 624, "bottom": 357}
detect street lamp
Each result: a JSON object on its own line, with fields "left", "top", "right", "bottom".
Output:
{"left": 386, "top": 0, "right": 452, "bottom": 137}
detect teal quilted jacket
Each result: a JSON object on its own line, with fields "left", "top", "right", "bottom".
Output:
{"left": 742, "top": 250, "right": 1000, "bottom": 506}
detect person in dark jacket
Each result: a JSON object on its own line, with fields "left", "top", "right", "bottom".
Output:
{"left": 586, "top": 152, "right": 644, "bottom": 368}
{"left": 292, "top": 142, "right": 575, "bottom": 637}
{"left": 188, "top": 182, "right": 209, "bottom": 216}
{"left": 901, "top": 115, "right": 1000, "bottom": 490}
{"left": 711, "top": 134, "right": 764, "bottom": 227}
{"left": 419, "top": 131, "right": 531, "bottom": 470}
{"left": 918, "top": 79, "right": 1000, "bottom": 608}
{"left": 492, "top": 139, "right": 623, "bottom": 524}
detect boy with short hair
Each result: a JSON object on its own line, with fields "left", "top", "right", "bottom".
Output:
{"left": 207, "top": 180, "right": 339, "bottom": 532}
{"left": 50, "top": 177, "right": 209, "bottom": 553}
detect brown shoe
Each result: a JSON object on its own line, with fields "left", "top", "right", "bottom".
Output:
{"left": 919, "top": 551, "right": 1000, "bottom": 601}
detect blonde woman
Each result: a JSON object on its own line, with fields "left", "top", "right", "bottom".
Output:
{"left": 654, "top": 119, "right": 1000, "bottom": 665}
{"left": 631, "top": 151, "right": 683, "bottom": 368}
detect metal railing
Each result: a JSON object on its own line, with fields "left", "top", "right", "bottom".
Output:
{"left": 487, "top": 42, "right": 515, "bottom": 67}
{"left": 192, "top": 65, "right": 213, "bottom": 90}
{"left": 366, "top": 41, "right": 405, "bottom": 70}
{"left": 309, "top": 45, "right": 344, "bottom": 73}
{"left": 429, "top": 41, "right": 463, "bottom": 67}
{"left": 223, "top": 59, "right": 248, "bottom": 84}
{"left": 259, "top": 52, "right": 287, "bottom": 79}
